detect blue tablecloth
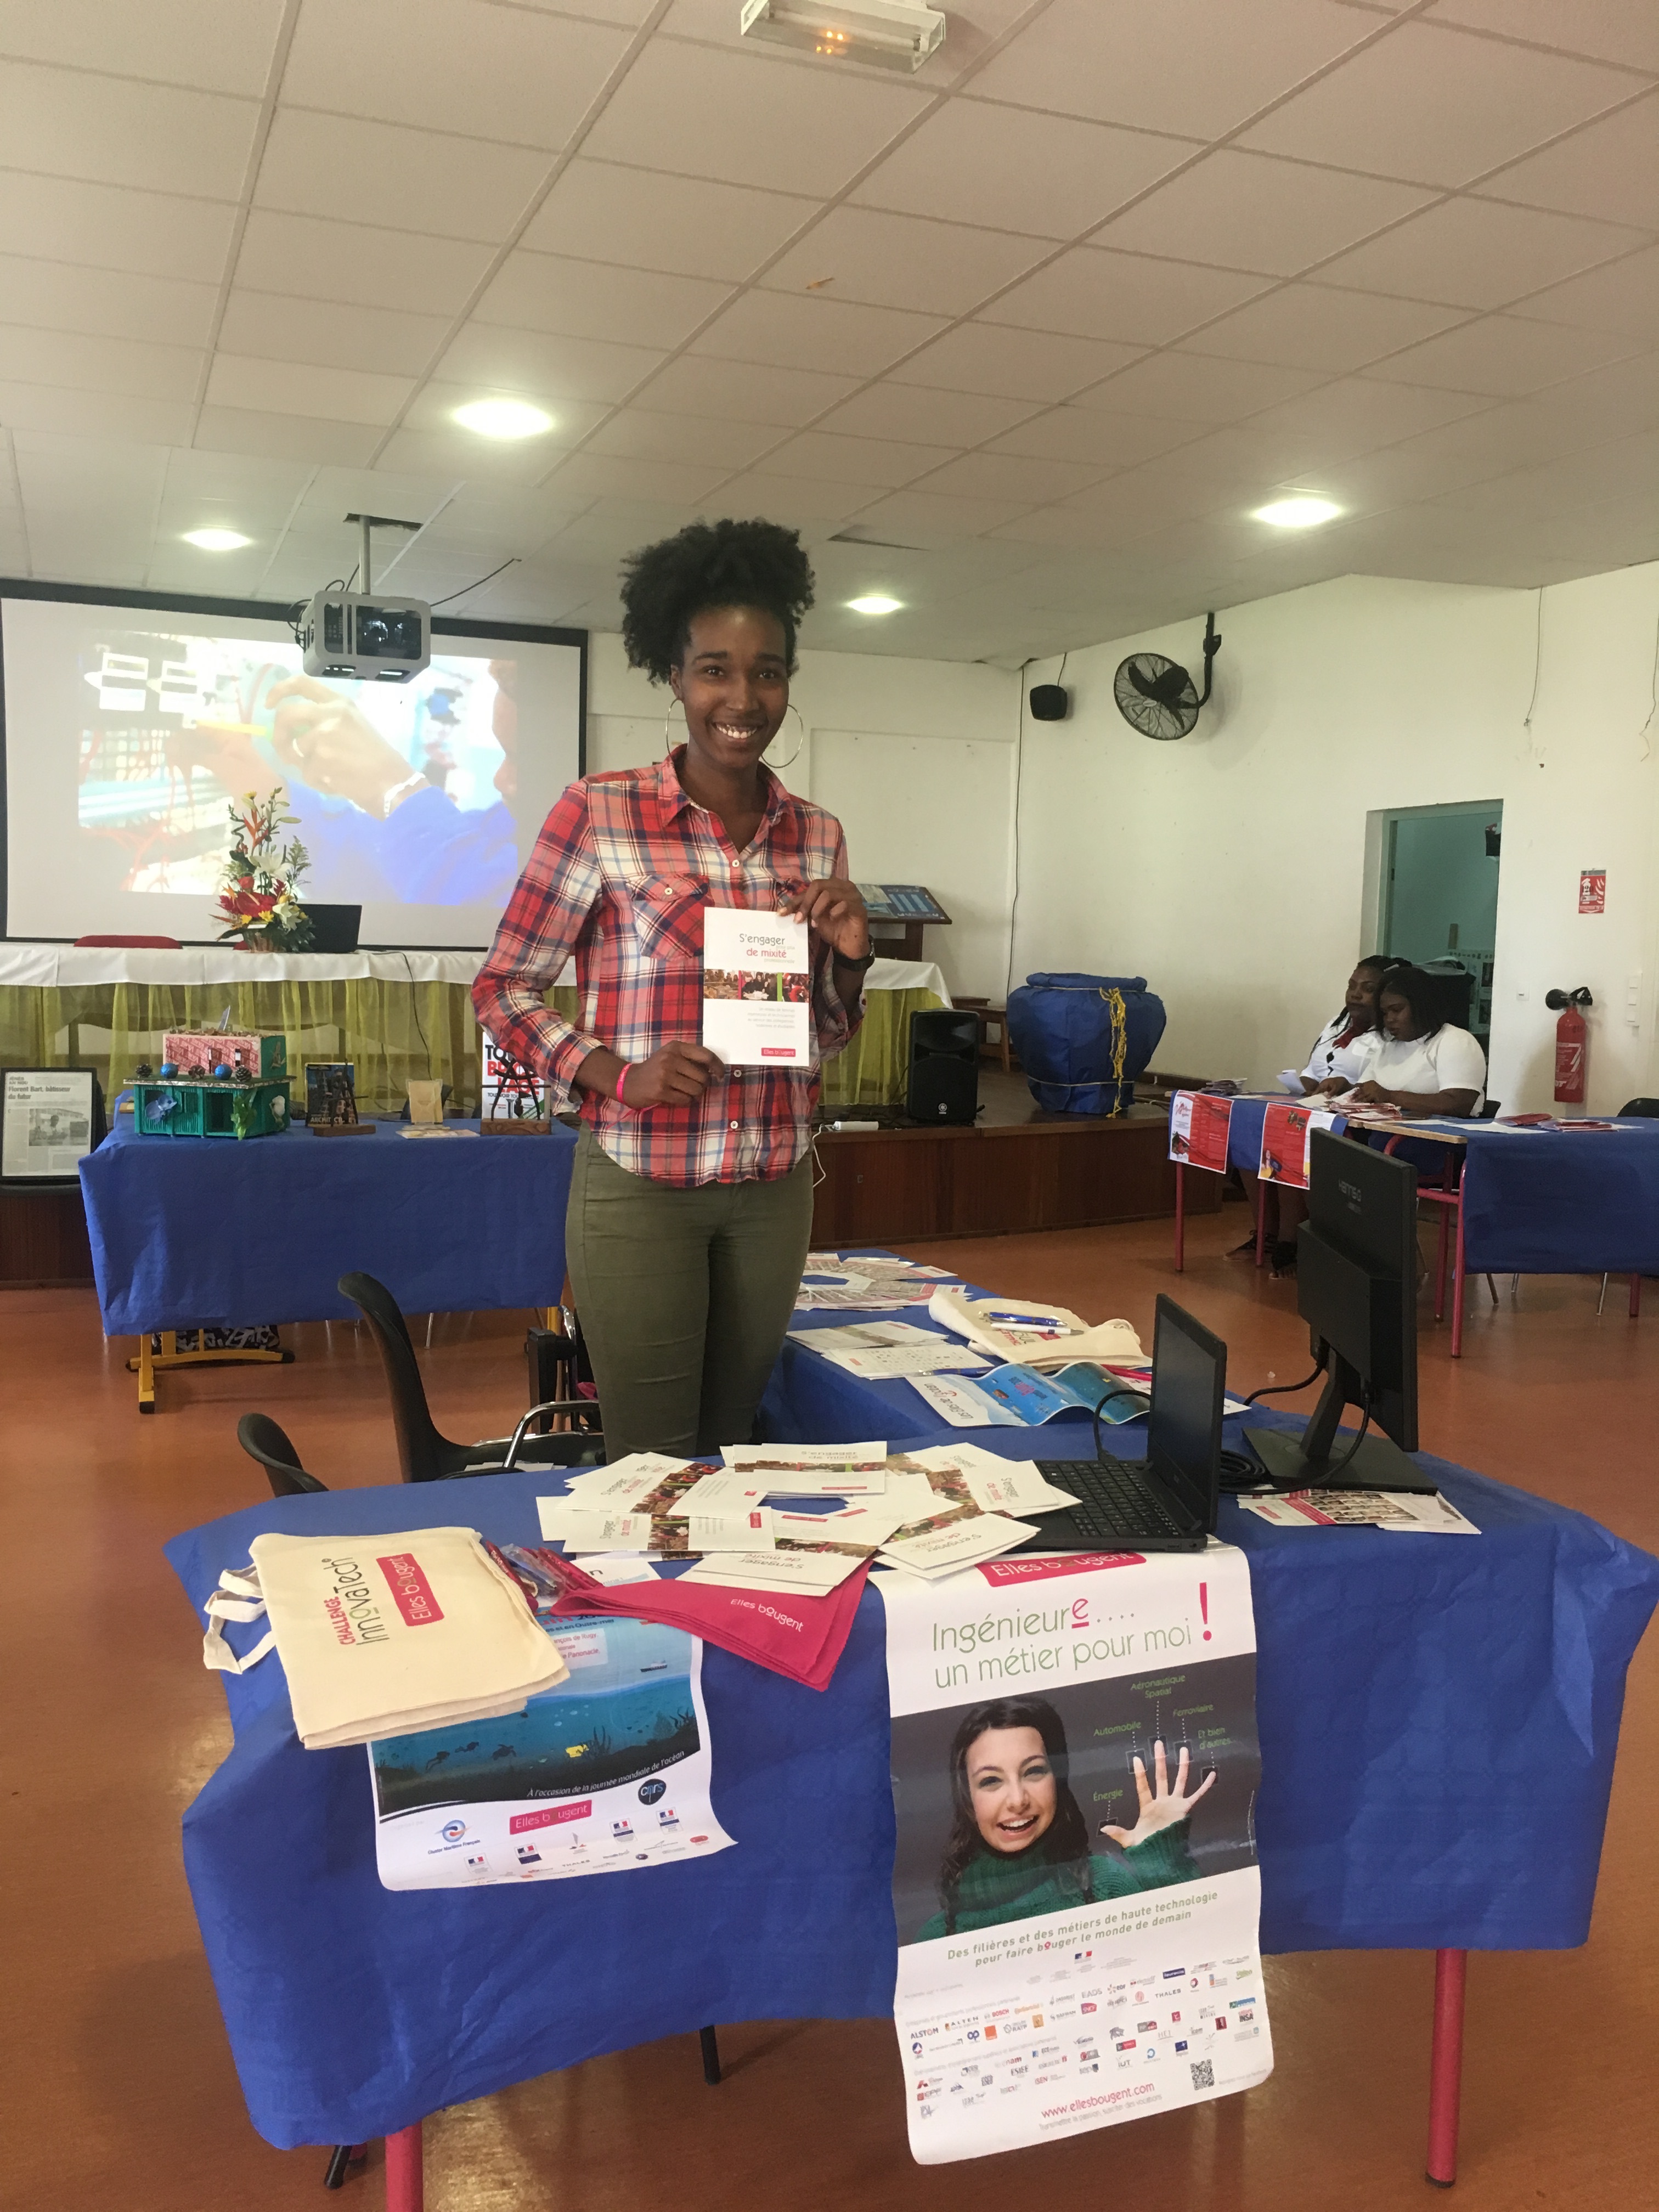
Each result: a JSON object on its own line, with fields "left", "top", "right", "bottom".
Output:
{"left": 167, "top": 1427, "right": 1655, "bottom": 2149}
{"left": 1204, "top": 1096, "right": 1659, "bottom": 1276}
{"left": 82, "top": 1117, "right": 577, "bottom": 1333}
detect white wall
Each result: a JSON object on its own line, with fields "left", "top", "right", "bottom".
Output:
{"left": 584, "top": 631, "right": 1020, "bottom": 1000}
{"left": 1008, "top": 566, "right": 1659, "bottom": 1117}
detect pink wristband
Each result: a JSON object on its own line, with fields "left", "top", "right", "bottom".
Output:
{"left": 614, "top": 1062, "right": 637, "bottom": 1109}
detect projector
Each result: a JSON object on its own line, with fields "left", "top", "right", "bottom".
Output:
{"left": 300, "top": 589, "right": 430, "bottom": 682}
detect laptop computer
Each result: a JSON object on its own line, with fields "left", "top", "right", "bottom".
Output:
{"left": 304, "top": 904, "right": 362, "bottom": 952}
{"left": 1023, "top": 1295, "right": 1226, "bottom": 1554}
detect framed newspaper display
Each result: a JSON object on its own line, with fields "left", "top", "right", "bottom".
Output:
{"left": 1, "top": 1066, "right": 105, "bottom": 1183}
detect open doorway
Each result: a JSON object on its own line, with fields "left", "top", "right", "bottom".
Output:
{"left": 1378, "top": 801, "right": 1502, "bottom": 1056}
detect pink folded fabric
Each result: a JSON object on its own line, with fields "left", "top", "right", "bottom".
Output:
{"left": 506, "top": 1545, "right": 868, "bottom": 1691}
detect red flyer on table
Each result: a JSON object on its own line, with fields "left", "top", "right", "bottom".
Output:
{"left": 1258, "top": 1101, "right": 1338, "bottom": 1190}
{"left": 1169, "top": 1088, "right": 1233, "bottom": 1174}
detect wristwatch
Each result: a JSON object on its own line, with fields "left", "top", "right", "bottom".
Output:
{"left": 835, "top": 945, "right": 877, "bottom": 972}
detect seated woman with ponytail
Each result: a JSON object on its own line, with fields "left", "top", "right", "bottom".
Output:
{"left": 914, "top": 1697, "right": 1214, "bottom": 1940}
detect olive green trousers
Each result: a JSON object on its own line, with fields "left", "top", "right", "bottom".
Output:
{"left": 564, "top": 1124, "right": 815, "bottom": 1460}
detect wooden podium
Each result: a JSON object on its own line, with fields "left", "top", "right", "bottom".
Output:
{"left": 859, "top": 883, "right": 950, "bottom": 962}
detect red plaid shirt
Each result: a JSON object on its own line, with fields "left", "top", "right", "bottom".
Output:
{"left": 472, "top": 752, "right": 862, "bottom": 1187}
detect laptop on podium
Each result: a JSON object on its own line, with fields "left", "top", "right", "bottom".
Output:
{"left": 1022, "top": 1295, "right": 1226, "bottom": 1554}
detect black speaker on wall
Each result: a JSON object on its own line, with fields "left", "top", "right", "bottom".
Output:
{"left": 907, "top": 1008, "right": 979, "bottom": 1125}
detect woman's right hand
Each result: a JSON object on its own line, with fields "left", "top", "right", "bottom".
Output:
{"left": 614, "top": 1041, "right": 725, "bottom": 1108}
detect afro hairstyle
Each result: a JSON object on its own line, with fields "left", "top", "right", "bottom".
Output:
{"left": 619, "top": 517, "right": 815, "bottom": 683}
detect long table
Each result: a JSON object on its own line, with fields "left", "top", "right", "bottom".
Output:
{"left": 80, "top": 1116, "right": 578, "bottom": 1408}
{"left": 168, "top": 1400, "right": 1656, "bottom": 2196}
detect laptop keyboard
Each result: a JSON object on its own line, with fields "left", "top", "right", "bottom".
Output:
{"left": 1035, "top": 1454, "right": 1188, "bottom": 1542}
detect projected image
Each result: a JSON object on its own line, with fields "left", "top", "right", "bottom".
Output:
{"left": 73, "top": 629, "right": 520, "bottom": 907}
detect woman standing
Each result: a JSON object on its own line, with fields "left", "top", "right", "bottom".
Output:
{"left": 472, "top": 519, "right": 873, "bottom": 1459}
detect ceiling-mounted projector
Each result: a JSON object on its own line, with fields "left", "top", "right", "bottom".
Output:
{"left": 738, "top": 0, "right": 945, "bottom": 72}
{"left": 299, "top": 512, "right": 430, "bottom": 682}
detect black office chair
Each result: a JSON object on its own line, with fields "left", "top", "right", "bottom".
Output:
{"left": 337, "top": 1272, "right": 606, "bottom": 1484}
{"left": 1594, "top": 1100, "right": 1659, "bottom": 1313}
{"left": 236, "top": 1412, "right": 328, "bottom": 1498}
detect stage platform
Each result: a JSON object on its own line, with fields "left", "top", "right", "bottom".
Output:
{"left": 810, "top": 1071, "right": 1221, "bottom": 1245}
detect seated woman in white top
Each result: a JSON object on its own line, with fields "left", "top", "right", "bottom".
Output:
{"left": 1346, "top": 966, "right": 1486, "bottom": 1119}
{"left": 1239, "top": 954, "right": 1404, "bottom": 1273}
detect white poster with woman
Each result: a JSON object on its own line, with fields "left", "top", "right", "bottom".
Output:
{"left": 881, "top": 1547, "right": 1271, "bottom": 2162}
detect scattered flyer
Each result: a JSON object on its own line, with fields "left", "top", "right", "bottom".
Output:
{"left": 1238, "top": 1489, "right": 1480, "bottom": 1533}
{"left": 1168, "top": 1090, "right": 1234, "bottom": 1175}
{"left": 1258, "top": 1101, "right": 1338, "bottom": 1190}
{"left": 911, "top": 1443, "right": 1080, "bottom": 1519}
{"left": 703, "top": 906, "right": 811, "bottom": 1068}
{"left": 677, "top": 1548, "right": 865, "bottom": 1595}
{"left": 878, "top": 1513, "right": 1038, "bottom": 1580}
{"left": 881, "top": 1547, "right": 1270, "bottom": 2162}
{"left": 370, "top": 1610, "right": 733, "bottom": 1889}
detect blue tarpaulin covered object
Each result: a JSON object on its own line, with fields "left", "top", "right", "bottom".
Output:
{"left": 1006, "top": 972, "right": 1167, "bottom": 1115}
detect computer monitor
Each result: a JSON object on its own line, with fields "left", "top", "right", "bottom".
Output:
{"left": 1243, "top": 1131, "right": 1435, "bottom": 1492}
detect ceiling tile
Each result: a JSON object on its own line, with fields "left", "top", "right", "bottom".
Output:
{"left": 0, "top": 172, "right": 234, "bottom": 287}
{"left": 760, "top": 207, "right": 1050, "bottom": 317}
{"left": 206, "top": 354, "right": 415, "bottom": 424}
{"left": 687, "top": 290, "right": 946, "bottom": 377}
{"left": 401, "top": 380, "right": 606, "bottom": 446}
{"left": 750, "top": 428, "right": 957, "bottom": 488}
{"left": 967, "top": 0, "right": 1375, "bottom": 137}
{"left": 1239, "top": 20, "right": 1638, "bottom": 186}
{"left": 436, "top": 322, "right": 664, "bottom": 403}
{"left": 0, "top": 0, "right": 287, "bottom": 95}
{"left": 1091, "top": 151, "right": 1435, "bottom": 277}
{"left": 282, "top": 0, "right": 631, "bottom": 147}
{"left": 586, "top": 409, "right": 785, "bottom": 471}
{"left": 1072, "top": 351, "right": 1331, "bottom": 420}
{"left": 580, "top": 39, "right": 928, "bottom": 198}
{"left": 888, "top": 323, "right": 1146, "bottom": 401}
{"left": 978, "top": 247, "right": 1271, "bottom": 347}
{"left": 475, "top": 252, "right": 732, "bottom": 349}
{"left": 0, "top": 387, "right": 196, "bottom": 442}
{"left": 1474, "top": 92, "right": 1659, "bottom": 228}
{"left": 368, "top": 424, "right": 572, "bottom": 482}
{"left": 193, "top": 405, "right": 383, "bottom": 464}
{"left": 1427, "top": 1, "right": 1659, "bottom": 72}
{"left": 0, "top": 256, "right": 218, "bottom": 348}
{"left": 814, "top": 383, "right": 1042, "bottom": 444}
{"left": 1317, "top": 195, "right": 1650, "bottom": 308}
{"left": 629, "top": 353, "right": 860, "bottom": 424}
{"left": 1361, "top": 310, "right": 1641, "bottom": 391}
{"left": 1183, "top": 283, "right": 1466, "bottom": 370}
{"left": 985, "top": 406, "right": 1203, "bottom": 467}
{"left": 698, "top": 471, "right": 894, "bottom": 527}
{"left": 1234, "top": 376, "right": 1498, "bottom": 467}
{"left": 982, "top": 505, "right": 1122, "bottom": 549}
{"left": 255, "top": 109, "right": 550, "bottom": 241}
{"left": 1519, "top": 243, "right": 1659, "bottom": 336}
{"left": 232, "top": 211, "right": 495, "bottom": 317}
{"left": 840, "top": 487, "right": 1036, "bottom": 544}
{"left": 541, "top": 450, "right": 731, "bottom": 505}
{"left": 217, "top": 292, "right": 452, "bottom": 376}
{"left": 0, "top": 325, "right": 201, "bottom": 400}
{"left": 520, "top": 161, "right": 819, "bottom": 281}
{"left": 850, "top": 103, "right": 1193, "bottom": 239}
{"left": 909, "top": 449, "right": 1109, "bottom": 504}
{"left": 0, "top": 59, "right": 258, "bottom": 197}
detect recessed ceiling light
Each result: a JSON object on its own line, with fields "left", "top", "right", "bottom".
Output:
{"left": 848, "top": 594, "right": 902, "bottom": 614}
{"left": 1252, "top": 496, "right": 1341, "bottom": 529}
{"left": 738, "top": 0, "right": 945, "bottom": 73}
{"left": 183, "top": 527, "right": 251, "bottom": 551}
{"left": 454, "top": 397, "right": 554, "bottom": 440}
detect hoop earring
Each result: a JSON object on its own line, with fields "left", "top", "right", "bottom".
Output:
{"left": 763, "top": 702, "right": 806, "bottom": 771}
{"left": 662, "top": 697, "right": 686, "bottom": 758}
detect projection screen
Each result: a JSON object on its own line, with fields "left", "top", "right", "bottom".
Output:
{"left": 1, "top": 590, "right": 585, "bottom": 947}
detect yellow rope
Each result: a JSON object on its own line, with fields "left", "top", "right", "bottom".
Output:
{"left": 1101, "top": 986, "right": 1128, "bottom": 1116}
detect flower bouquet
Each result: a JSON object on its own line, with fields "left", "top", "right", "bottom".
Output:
{"left": 215, "top": 792, "right": 313, "bottom": 950}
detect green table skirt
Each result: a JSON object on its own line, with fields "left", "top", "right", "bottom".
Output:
{"left": 0, "top": 980, "right": 943, "bottom": 1116}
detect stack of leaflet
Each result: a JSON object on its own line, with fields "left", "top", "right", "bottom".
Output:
{"left": 1239, "top": 1489, "right": 1480, "bottom": 1533}
{"left": 793, "top": 1250, "right": 961, "bottom": 1312}
{"left": 785, "top": 1319, "right": 990, "bottom": 1380}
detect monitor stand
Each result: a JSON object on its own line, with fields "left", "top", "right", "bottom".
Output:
{"left": 1242, "top": 1364, "right": 1437, "bottom": 1495}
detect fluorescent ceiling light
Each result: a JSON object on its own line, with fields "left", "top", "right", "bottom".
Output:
{"left": 738, "top": 0, "right": 945, "bottom": 72}
{"left": 454, "top": 397, "right": 554, "bottom": 440}
{"left": 1253, "top": 496, "right": 1341, "bottom": 529}
{"left": 848, "top": 594, "right": 902, "bottom": 614}
{"left": 183, "top": 527, "right": 251, "bottom": 551}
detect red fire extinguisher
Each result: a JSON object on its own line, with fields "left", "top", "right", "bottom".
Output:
{"left": 1545, "top": 986, "right": 1593, "bottom": 1105}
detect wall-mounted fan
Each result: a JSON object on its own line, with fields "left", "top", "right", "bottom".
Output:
{"left": 1113, "top": 612, "right": 1222, "bottom": 740}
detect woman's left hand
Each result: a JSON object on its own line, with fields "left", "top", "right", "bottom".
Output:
{"left": 1347, "top": 1080, "right": 1386, "bottom": 1103}
{"left": 786, "top": 877, "right": 871, "bottom": 961}
{"left": 1101, "top": 1740, "right": 1215, "bottom": 1847}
